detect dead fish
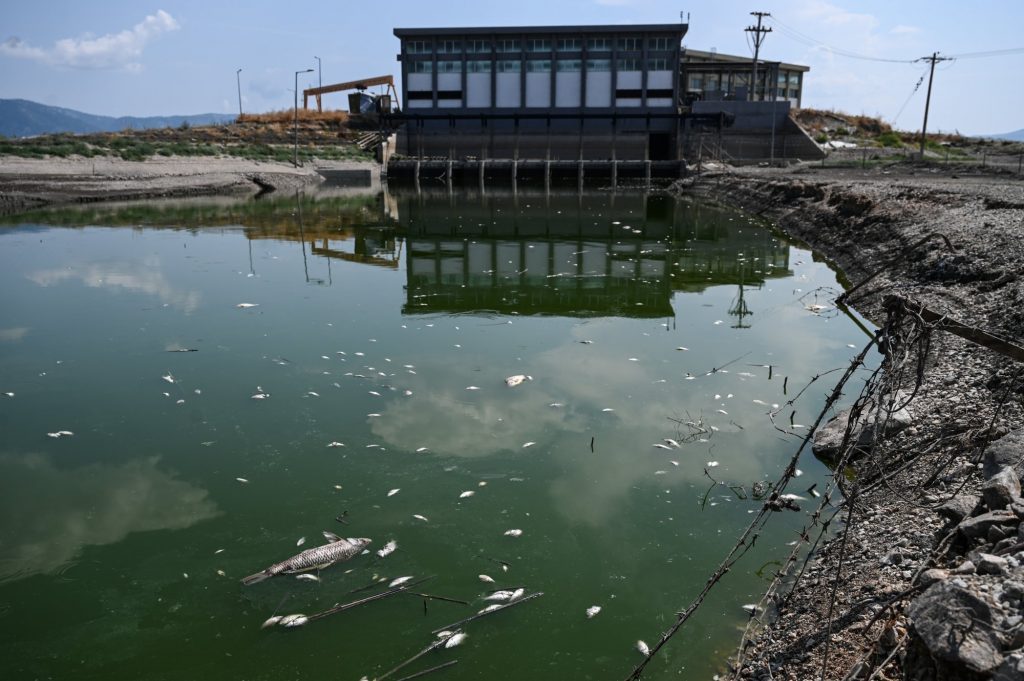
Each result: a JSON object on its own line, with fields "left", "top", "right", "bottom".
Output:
{"left": 479, "top": 574, "right": 495, "bottom": 583}
{"left": 236, "top": 477, "right": 249, "bottom": 484}
{"left": 296, "top": 536, "right": 306, "bottom": 546}
{"left": 387, "top": 488, "right": 401, "bottom": 497}
{"left": 484, "top": 590, "right": 517, "bottom": 602}
{"left": 161, "top": 373, "right": 176, "bottom": 384}
{"left": 415, "top": 447, "right": 429, "bottom": 453}
{"left": 706, "top": 461, "right": 720, "bottom": 468}
{"left": 509, "top": 587, "right": 525, "bottom": 601}
{"left": 389, "top": 575, "right": 414, "bottom": 587}
{"left": 2, "top": 392, "right": 13, "bottom": 397}
{"left": 664, "top": 438, "right": 681, "bottom": 448}
{"left": 742, "top": 604, "right": 760, "bottom": 615}
{"left": 251, "top": 393, "right": 270, "bottom": 400}
{"left": 805, "top": 303, "right": 831, "bottom": 314}
{"left": 295, "top": 573, "right": 319, "bottom": 582}
{"left": 413, "top": 514, "right": 429, "bottom": 522}
{"left": 637, "top": 640, "right": 651, "bottom": 657}
{"left": 478, "top": 603, "right": 503, "bottom": 614}
{"left": 280, "top": 614, "right": 308, "bottom": 627}
{"left": 444, "top": 632, "right": 467, "bottom": 649}
{"left": 503, "top": 529, "right": 523, "bottom": 537}
{"left": 235, "top": 303, "right": 259, "bottom": 309}
{"left": 522, "top": 442, "right": 536, "bottom": 448}
{"left": 465, "top": 386, "right": 481, "bottom": 391}
{"left": 586, "top": 605, "right": 602, "bottom": 619}
{"left": 376, "top": 540, "right": 397, "bottom": 558}
{"left": 261, "top": 615, "right": 283, "bottom": 629}
{"left": 652, "top": 443, "right": 671, "bottom": 450}
{"left": 326, "top": 442, "right": 345, "bottom": 448}
{"left": 46, "top": 430, "right": 74, "bottom": 438}
{"left": 241, "top": 534, "right": 371, "bottom": 585}
{"left": 505, "top": 374, "right": 532, "bottom": 387}
{"left": 306, "top": 391, "right": 320, "bottom": 397}
{"left": 601, "top": 408, "right": 615, "bottom": 413}
{"left": 459, "top": 490, "right": 475, "bottom": 499}
{"left": 369, "top": 391, "right": 381, "bottom": 397}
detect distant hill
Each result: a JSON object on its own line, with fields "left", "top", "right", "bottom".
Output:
{"left": 0, "top": 99, "right": 236, "bottom": 138}
{"left": 985, "top": 129, "right": 1024, "bottom": 142}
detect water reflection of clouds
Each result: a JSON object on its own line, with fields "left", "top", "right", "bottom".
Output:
{"left": 0, "top": 327, "right": 29, "bottom": 342}
{"left": 27, "top": 259, "right": 201, "bottom": 312}
{"left": 0, "top": 454, "right": 219, "bottom": 583}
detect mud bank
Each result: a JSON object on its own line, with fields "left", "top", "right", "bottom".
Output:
{"left": 0, "top": 156, "right": 378, "bottom": 214}
{"left": 672, "top": 164, "right": 1024, "bottom": 680}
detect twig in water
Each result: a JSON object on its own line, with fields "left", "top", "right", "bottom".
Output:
{"left": 403, "top": 592, "right": 470, "bottom": 606}
{"left": 308, "top": 577, "right": 433, "bottom": 623}
{"left": 378, "top": 636, "right": 450, "bottom": 681}
{"left": 393, "top": 660, "right": 459, "bottom": 681}
{"left": 431, "top": 592, "right": 543, "bottom": 633}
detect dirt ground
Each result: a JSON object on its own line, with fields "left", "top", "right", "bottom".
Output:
{"left": 672, "top": 161, "right": 1024, "bottom": 680}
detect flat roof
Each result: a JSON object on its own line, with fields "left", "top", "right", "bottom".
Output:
{"left": 683, "top": 48, "right": 809, "bottom": 72}
{"left": 394, "top": 24, "right": 688, "bottom": 38}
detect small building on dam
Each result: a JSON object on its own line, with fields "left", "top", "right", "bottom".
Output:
{"left": 391, "top": 23, "right": 689, "bottom": 162}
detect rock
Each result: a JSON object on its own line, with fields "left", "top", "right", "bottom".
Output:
{"left": 977, "top": 553, "right": 1009, "bottom": 575}
{"left": 985, "top": 429, "right": 1024, "bottom": 479}
{"left": 812, "top": 391, "right": 914, "bottom": 460}
{"left": 992, "top": 653, "right": 1024, "bottom": 681}
{"left": 919, "top": 568, "right": 949, "bottom": 587}
{"left": 954, "top": 560, "right": 977, "bottom": 575}
{"left": 937, "top": 494, "right": 981, "bottom": 523}
{"left": 983, "top": 468, "right": 1022, "bottom": 511}
{"left": 958, "top": 510, "right": 1018, "bottom": 540}
{"left": 908, "top": 581, "right": 1005, "bottom": 673}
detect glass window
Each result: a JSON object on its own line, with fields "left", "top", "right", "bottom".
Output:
{"left": 526, "top": 39, "right": 550, "bottom": 52}
{"left": 467, "top": 60, "right": 492, "bottom": 73}
{"left": 648, "top": 37, "right": 673, "bottom": 51}
{"left": 556, "top": 59, "right": 581, "bottom": 72}
{"left": 496, "top": 39, "right": 521, "bottom": 53}
{"left": 617, "top": 58, "right": 640, "bottom": 71}
{"left": 617, "top": 37, "right": 641, "bottom": 51}
{"left": 437, "top": 40, "right": 462, "bottom": 54}
{"left": 789, "top": 73, "right": 800, "bottom": 85}
{"left": 526, "top": 59, "right": 551, "bottom": 72}
{"left": 437, "top": 60, "right": 462, "bottom": 73}
{"left": 467, "top": 40, "right": 490, "bottom": 54}
{"left": 586, "top": 59, "right": 611, "bottom": 71}
{"left": 557, "top": 38, "right": 581, "bottom": 51}
{"left": 689, "top": 75, "right": 703, "bottom": 90}
{"left": 647, "top": 58, "right": 669, "bottom": 71}
{"left": 497, "top": 60, "right": 521, "bottom": 73}
{"left": 407, "top": 40, "right": 430, "bottom": 55}
{"left": 586, "top": 38, "right": 611, "bottom": 51}
{"left": 789, "top": 88, "right": 799, "bottom": 98}
{"left": 411, "top": 61, "right": 433, "bottom": 74}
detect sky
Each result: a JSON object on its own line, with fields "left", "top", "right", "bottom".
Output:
{"left": 1, "top": 0, "right": 1022, "bottom": 135}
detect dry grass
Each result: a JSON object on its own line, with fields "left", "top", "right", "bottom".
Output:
{"left": 238, "top": 109, "right": 350, "bottom": 124}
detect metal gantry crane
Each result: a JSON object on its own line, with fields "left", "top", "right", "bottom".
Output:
{"left": 302, "top": 75, "right": 400, "bottom": 112}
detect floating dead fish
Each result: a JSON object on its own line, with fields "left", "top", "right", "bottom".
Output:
{"left": 479, "top": 574, "right": 495, "bottom": 583}
{"left": 326, "top": 442, "right": 345, "bottom": 448}
{"left": 388, "top": 489, "right": 401, "bottom": 497}
{"left": 236, "top": 303, "right": 259, "bottom": 309}
{"left": 664, "top": 439, "right": 681, "bottom": 448}
{"left": 522, "top": 442, "right": 536, "bottom": 449}
{"left": 295, "top": 573, "right": 319, "bottom": 582}
{"left": 444, "top": 632, "right": 466, "bottom": 649}
{"left": 586, "top": 605, "right": 602, "bottom": 619}
{"left": 2, "top": 392, "right": 13, "bottom": 397}
{"left": 236, "top": 477, "right": 249, "bottom": 484}
{"left": 280, "top": 614, "right": 308, "bottom": 628}
{"left": 46, "top": 430, "right": 74, "bottom": 438}
{"left": 389, "top": 576, "right": 414, "bottom": 587}
{"left": 503, "top": 529, "right": 523, "bottom": 537}
{"left": 676, "top": 347, "right": 689, "bottom": 351}
{"left": 742, "top": 604, "right": 760, "bottom": 615}
{"left": 484, "top": 590, "right": 517, "bottom": 602}
{"left": 779, "top": 493, "right": 806, "bottom": 501}
{"left": 478, "top": 603, "right": 503, "bottom": 614}
{"left": 652, "top": 443, "right": 671, "bottom": 450}
{"left": 216, "top": 569, "right": 226, "bottom": 577}
{"left": 805, "top": 304, "right": 831, "bottom": 314}
{"left": 369, "top": 391, "right": 381, "bottom": 397}
{"left": 261, "top": 615, "right": 283, "bottom": 629}
{"left": 706, "top": 461, "right": 720, "bottom": 468}
{"left": 505, "top": 374, "right": 532, "bottom": 387}
{"left": 241, "top": 535, "right": 371, "bottom": 585}
{"left": 579, "top": 340, "right": 593, "bottom": 344}
{"left": 296, "top": 536, "right": 306, "bottom": 546}
{"left": 376, "top": 540, "right": 397, "bottom": 558}
{"left": 601, "top": 408, "right": 615, "bottom": 413}
{"left": 716, "top": 409, "right": 728, "bottom": 415}
{"left": 637, "top": 640, "right": 651, "bottom": 657}
{"left": 306, "top": 391, "right": 320, "bottom": 397}
{"left": 459, "top": 490, "right": 475, "bottom": 499}
{"left": 415, "top": 447, "right": 429, "bottom": 453}
{"left": 251, "top": 393, "right": 270, "bottom": 400}
{"left": 413, "top": 514, "right": 429, "bottom": 522}
{"left": 548, "top": 403, "right": 564, "bottom": 408}
{"left": 161, "top": 373, "right": 175, "bottom": 384}
{"left": 465, "top": 386, "right": 481, "bottom": 391}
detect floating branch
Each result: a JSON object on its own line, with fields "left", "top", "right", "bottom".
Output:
{"left": 431, "top": 592, "right": 544, "bottom": 634}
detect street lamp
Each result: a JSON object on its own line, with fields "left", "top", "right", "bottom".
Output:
{"left": 294, "top": 68, "right": 314, "bottom": 167}
{"left": 236, "top": 68, "right": 243, "bottom": 117}
{"left": 314, "top": 56, "right": 322, "bottom": 90}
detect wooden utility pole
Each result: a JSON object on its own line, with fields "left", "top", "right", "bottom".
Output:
{"left": 745, "top": 12, "right": 772, "bottom": 101}
{"left": 918, "top": 52, "right": 951, "bottom": 157}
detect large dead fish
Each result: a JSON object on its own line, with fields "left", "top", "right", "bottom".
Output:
{"left": 241, "top": 533, "right": 371, "bottom": 586}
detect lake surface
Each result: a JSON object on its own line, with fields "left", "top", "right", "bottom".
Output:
{"left": 0, "top": 187, "right": 872, "bottom": 680}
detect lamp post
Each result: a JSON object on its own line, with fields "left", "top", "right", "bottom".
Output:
{"left": 314, "top": 56, "right": 322, "bottom": 90}
{"left": 294, "top": 68, "right": 314, "bottom": 167}
{"left": 236, "top": 68, "right": 243, "bottom": 117}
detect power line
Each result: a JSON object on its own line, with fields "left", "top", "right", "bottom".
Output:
{"left": 946, "top": 47, "right": 1024, "bottom": 59}
{"left": 917, "top": 52, "right": 953, "bottom": 156}
{"left": 892, "top": 69, "right": 927, "bottom": 126}
{"left": 767, "top": 16, "right": 916, "bottom": 63}
{"left": 745, "top": 11, "right": 772, "bottom": 101}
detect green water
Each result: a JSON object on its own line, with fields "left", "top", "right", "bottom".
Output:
{"left": 0, "top": 187, "right": 872, "bottom": 680}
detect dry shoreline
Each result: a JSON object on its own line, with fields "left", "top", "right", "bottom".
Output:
{"left": 674, "top": 162, "right": 1024, "bottom": 680}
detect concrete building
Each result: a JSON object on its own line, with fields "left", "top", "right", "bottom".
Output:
{"left": 680, "top": 48, "right": 808, "bottom": 107}
{"left": 392, "top": 24, "right": 688, "bottom": 161}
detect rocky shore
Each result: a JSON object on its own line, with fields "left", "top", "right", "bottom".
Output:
{"left": 674, "top": 163, "right": 1024, "bottom": 680}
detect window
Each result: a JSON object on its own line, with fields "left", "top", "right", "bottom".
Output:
{"left": 789, "top": 88, "right": 799, "bottom": 99}
{"left": 616, "top": 88, "right": 642, "bottom": 98}
{"left": 648, "top": 37, "right": 673, "bottom": 51}
{"left": 436, "top": 90, "right": 462, "bottom": 100}
{"left": 496, "top": 39, "right": 520, "bottom": 53}
{"left": 586, "top": 58, "right": 611, "bottom": 71}
{"left": 617, "top": 37, "right": 641, "bottom": 51}
{"left": 526, "top": 38, "right": 550, "bottom": 52}
{"left": 526, "top": 59, "right": 551, "bottom": 72}
{"left": 557, "top": 38, "right": 581, "bottom": 51}
{"left": 437, "top": 40, "right": 462, "bottom": 54}
{"left": 406, "top": 40, "right": 430, "bottom": 54}
{"left": 556, "top": 59, "right": 581, "bottom": 72}
{"left": 437, "top": 60, "right": 462, "bottom": 73}
{"left": 497, "top": 60, "right": 521, "bottom": 73}
{"left": 466, "top": 60, "right": 492, "bottom": 73}
{"left": 647, "top": 58, "right": 669, "bottom": 71}
{"left": 586, "top": 38, "right": 611, "bottom": 51}
{"left": 647, "top": 89, "right": 673, "bottom": 98}
{"left": 689, "top": 75, "right": 703, "bottom": 90}
{"left": 466, "top": 39, "right": 490, "bottom": 54}
{"left": 411, "top": 61, "right": 433, "bottom": 74}
{"left": 789, "top": 73, "right": 800, "bottom": 85}
{"left": 406, "top": 91, "right": 433, "bottom": 100}
{"left": 617, "top": 58, "right": 640, "bottom": 71}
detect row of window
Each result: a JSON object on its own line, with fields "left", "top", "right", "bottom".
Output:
{"left": 405, "top": 36, "right": 678, "bottom": 54}
{"left": 410, "top": 58, "right": 673, "bottom": 74}
{"left": 406, "top": 88, "right": 675, "bottom": 102}
{"left": 688, "top": 72, "right": 802, "bottom": 91}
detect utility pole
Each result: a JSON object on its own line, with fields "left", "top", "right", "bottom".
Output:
{"left": 745, "top": 12, "right": 772, "bottom": 101}
{"left": 294, "top": 68, "right": 314, "bottom": 167}
{"left": 918, "top": 52, "right": 951, "bottom": 158}
{"left": 314, "top": 55, "right": 322, "bottom": 90}
{"left": 236, "top": 68, "right": 243, "bottom": 117}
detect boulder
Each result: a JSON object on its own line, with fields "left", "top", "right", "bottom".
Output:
{"left": 983, "top": 468, "right": 1022, "bottom": 511}
{"left": 908, "top": 581, "right": 1005, "bottom": 673}
{"left": 958, "top": 510, "right": 1019, "bottom": 540}
{"left": 937, "top": 494, "right": 981, "bottom": 523}
{"left": 985, "top": 429, "right": 1024, "bottom": 479}
{"left": 992, "top": 653, "right": 1024, "bottom": 681}
{"left": 976, "top": 553, "right": 1009, "bottom": 575}
{"left": 812, "top": 391, "right": 914, "bottom": 460}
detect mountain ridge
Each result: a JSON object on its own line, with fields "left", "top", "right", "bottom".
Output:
{"left": 0, "top": 98, "right": 236, "bottom": 138}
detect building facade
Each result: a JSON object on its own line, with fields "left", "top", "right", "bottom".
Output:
{"left": 392, "top": 24, "right": 688, "bottom": 161}
{"left": 680, "top": 48, "right": 807, "bottom": 107}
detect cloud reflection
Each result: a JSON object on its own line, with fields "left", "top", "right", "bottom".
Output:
{"left": 0, "top": 454, "right": 220, "bottom": 583}
{"left": 0, "top": 327, "right": 29, "bottom": 342}
{"left": 27, "top": 259, "right": 201, "bottom": 312}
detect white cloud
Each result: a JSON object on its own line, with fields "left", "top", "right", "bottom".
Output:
{"left": 890, "top": 25, "right": 921, "bottom": 35}
{"left": 0, "top": 9, "right": 179, "bottom": 71}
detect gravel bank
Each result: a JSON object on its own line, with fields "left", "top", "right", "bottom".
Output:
{"left": 672, "top": 163, "right": 1024, "bottom": 680}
